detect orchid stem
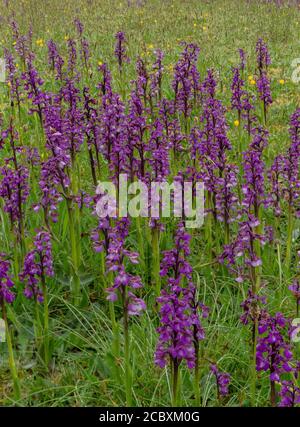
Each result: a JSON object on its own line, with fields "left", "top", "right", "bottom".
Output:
{"left": 152, "top": 226, "right": 161, "bottom": 296}
{"left": 194, "top": 340, "right": 201, "bottom": 406}
{"left": 172, "top": 360, "right": 180, "bottom": 407}
{"left": 67, "top": 200, "right": 81, "bottom": 306}
{"left": 123, "top": 288, "right": 132, "bottom": 407}
{"left": 285, "top": 204, "right": 293, "bottom": 271}
{"left": 41, "top": 276, "right": 50, "bottom": 369}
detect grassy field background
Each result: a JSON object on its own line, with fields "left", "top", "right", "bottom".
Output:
{"left": 1, "top": 0, "right": 299, "bottom": 154}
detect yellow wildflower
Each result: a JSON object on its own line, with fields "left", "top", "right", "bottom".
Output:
{"left": 36, "top": 38, "right": 44, "bottom": 47}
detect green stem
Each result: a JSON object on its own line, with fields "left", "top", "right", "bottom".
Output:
{"left": 237, "top": 112, "right": 243, "bottom": 203}
{"left": 270, "top": 380, "right": 276, "bottom": 407}
{"left": 99, "top": 250, "right": 106, "bottom": 290}
{"left": 250, "top": 207, "right": 262, "bottom": 407}
{"left": 152, "top": 226, "right": 161, "bottom": 296}
{"left": 136, "top": 216, "right": 146, "bottom": 274}
{"left": 275, "top": 217, "right": 282, "bottom": 288}
{"left": 194, "top": 341, "right": 200, "bottom": 406}
{"left": 277, "top": 243, "right": 282, "bottom": 288}
{"left": 105, "top": 252, "right": 121, "bottom": 382}
{"left": 2, "top": 302, "right": 21, "bottom": 401}
{"left": 224, "top": 221, "right": 230, "bottom": 246}
{"left": 41, "top": 276, "right": 50, "bottom": 369}
{"left": 238, "top": 111, "right": 242, "bottom": 159}
{"left": 34, "top": 297, "right": 42, "bottom": 351}
{"left": 109, "top": 300, "right": 120, "bottom": 362}
{"left": 123, "top": 288, "right": 132, "bottom": 407}
{"left": 285, "top": 204, "right": 294, "bottom": 271}
{"left": 250, "top": 317, "right": 258, "bottom": 407}
{"left": 13, "top": 240, "right": 20, "bottom": 283}
{"left": 205, "top": 192, "right": 213, "bottom": 262}
{"left": 67, "top": 200, "right": 81, "bottom": 306}
{"left": 254, "top": 229, "right": 262, "bottom": 290}
{"left": 172, "top": 359, "right": 180, "bottom": 407}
